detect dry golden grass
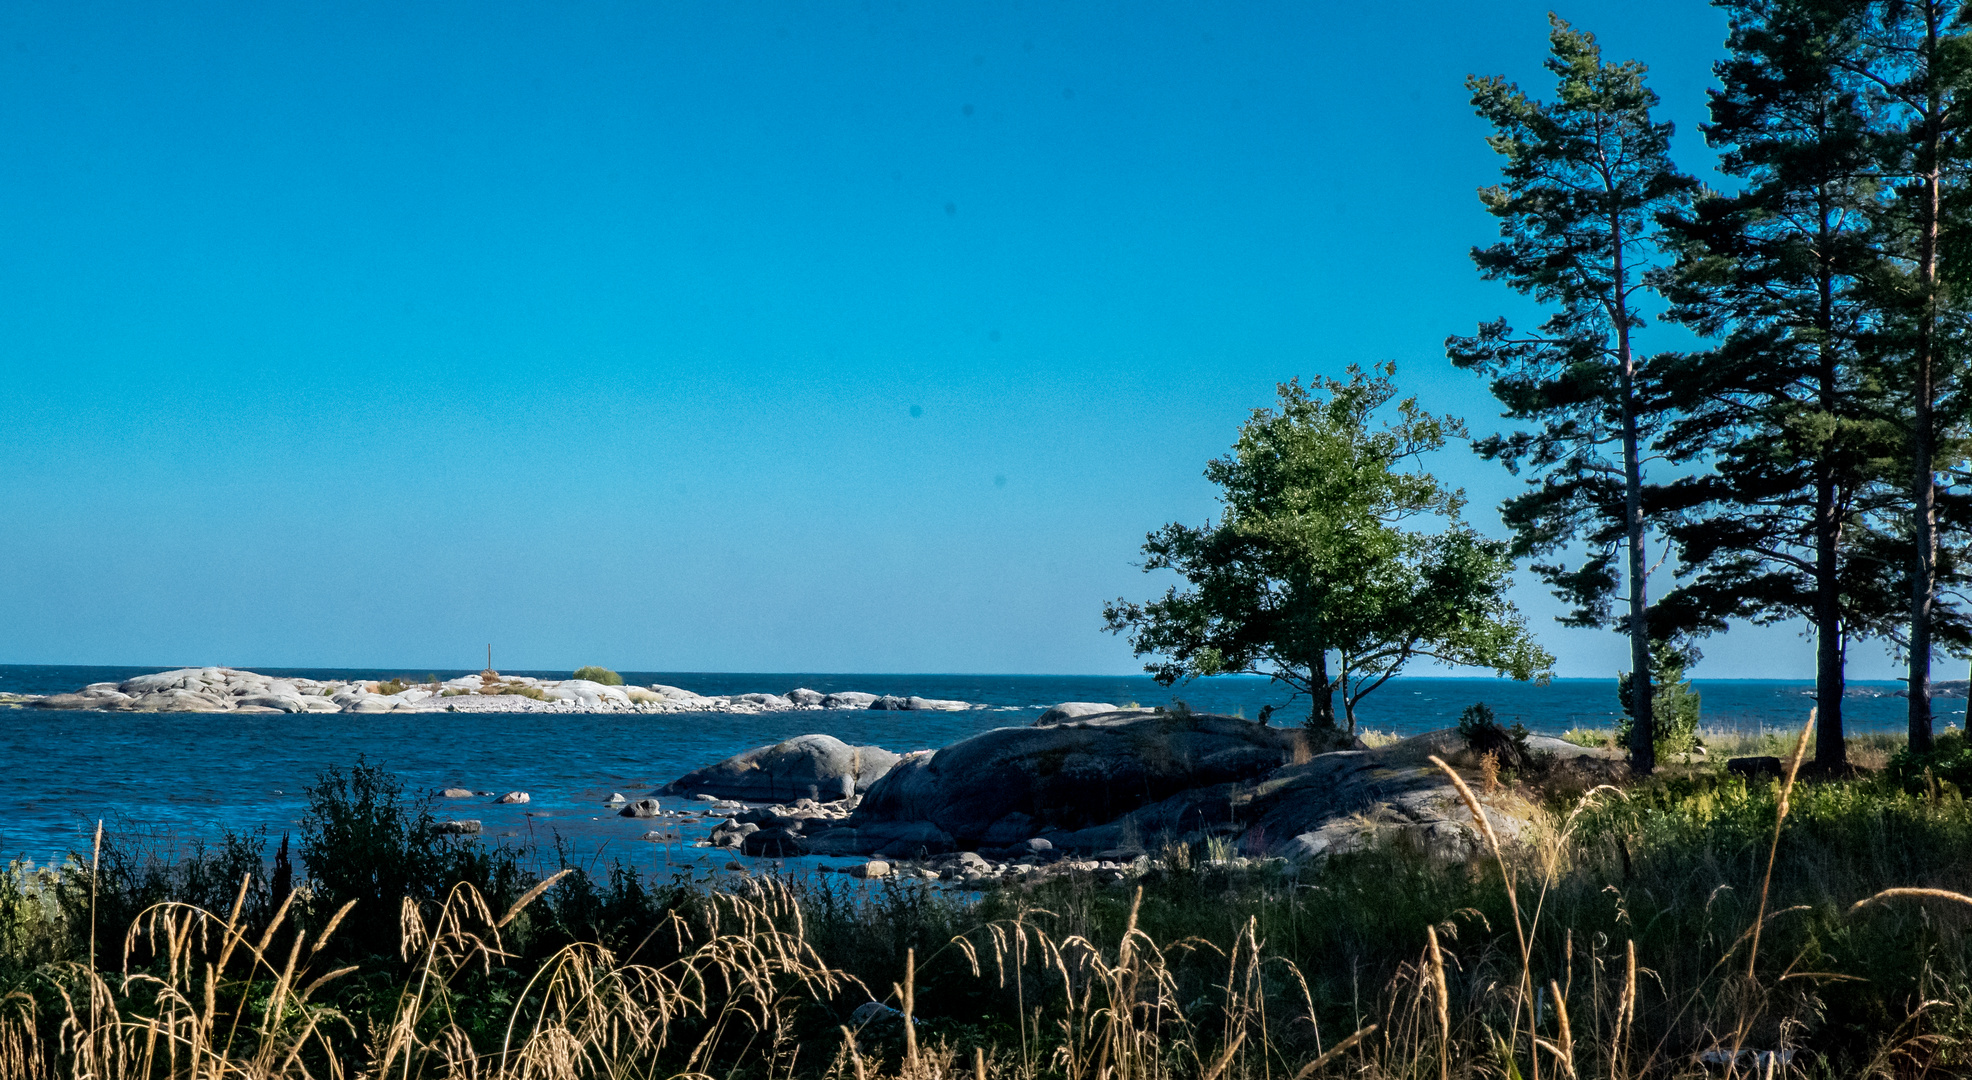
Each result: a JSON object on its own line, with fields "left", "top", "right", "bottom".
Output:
{"left": 8, "top": 709, "right": 1969, "bottom": 1078}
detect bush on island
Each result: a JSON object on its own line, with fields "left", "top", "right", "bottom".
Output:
{"left": 572, "top": 666, "right": 624, "bottom": 686}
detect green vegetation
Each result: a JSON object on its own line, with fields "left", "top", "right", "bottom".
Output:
{"left": 1455, "top": 701, "right": 1533, "bottom": 767}
{"left": 572, "top": 665, "right": 624, "bottom": 686}
{"left": 1617, "top": 642, "right": 1702, "bottom": 761}
{"left": 1103, "top": 365, "right": 1551, "bottom": 740}
{"left": 4, "top": 750, "right": 1972, "bottom": 1077}
{"left": 443, "top": 681, "right": 548, "bottom": 700}
{"left": 1560, "top": 727, "right": 1616, "bottom": 751}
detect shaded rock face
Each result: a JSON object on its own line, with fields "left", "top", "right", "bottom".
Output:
{"left": 662, "top": 734, "right": 901, "bottom": 803}
{"left": 846, "top": 713, "right": 1298, "bottom": 849}
{"left": 808, "top": 725, "right": 1612, "bottom": 863}
{"left": 1233, "top": 729, "right": 1608, "bottom": 863}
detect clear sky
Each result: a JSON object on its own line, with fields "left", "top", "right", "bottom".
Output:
{"left": 0, "top": 1, "right": 1907, "bottom": 680}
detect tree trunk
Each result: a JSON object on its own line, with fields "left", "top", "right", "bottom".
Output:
{"left": 1309, "top": 651, "right": 1337, "bottom": 729}
{"left": 1909, "top": 40, "right": 1943, "bottom": 756}
{"left": 1622, "top": 362, "right": 1654, "bottom": 775}
{"left": 1815, "top": 227, "right": 1849, "bottom": 769}
{"left": 1613, "top": 223, "right": 1654, "bottom": 775}
{"left": 1911, "top": 344, "right": 1937, "bottom": 753}
{"left": 1814, "top": 466, "right": 1848, "bottom": 767}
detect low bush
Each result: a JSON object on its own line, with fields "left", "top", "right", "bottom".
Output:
{"left": 1889, "top": 727, "right": 1972, "bottom": 791}
{"left": 1456, "top": 701, "right": 1532, "bottom": 766}
{"left": 572, "top": 665, "right": 624, "bottom": 686}
{"left": 1560, "top": 726, "right": 1612, "bottom": 748}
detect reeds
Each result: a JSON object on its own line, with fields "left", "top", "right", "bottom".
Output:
{"left": 6, "top": 715, "right": 1972, "bottom": 1078}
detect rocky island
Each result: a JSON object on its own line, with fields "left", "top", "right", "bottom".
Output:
{"left": 8, "top": 666, "right": 978, "bottom": 714}
{"left": 651, "top": 706, "right": 1623, "bottom": 886}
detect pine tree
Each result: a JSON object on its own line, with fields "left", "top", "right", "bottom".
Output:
{"left": 1848, "top": 0, "right": 1972, "bottom": 748}
{"left": 1449, "top": 16, "right": 1697, "bottom": 775}
{"left": 1656, "top": 0, "right": 1898, "bottom": 770}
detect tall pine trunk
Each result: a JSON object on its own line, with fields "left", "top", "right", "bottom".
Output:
{"left": 1814, "top": 385, "right": 1848, "bottom": 763}
{"left": 1816, "top": 218, "right": 1849, "bottom": 768}
{"left": 1615, "top": 223, "right": 1655, "bottom": 775}
{"left": 1909, "top": 22, "right": 1944, "bottom": 755}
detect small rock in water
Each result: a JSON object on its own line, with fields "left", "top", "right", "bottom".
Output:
{"left": 620, "top": 798, "right": 662, "bottom": 818}
{"left": 440, "top": 788, "right": 474, "bottom": 798}
{"left": 437, "top": 820, "right": 482, "bottom": 835}
{"left": 1022, "top": 837, "right": 1054, "bottom": 853}
{"left": 849, "top": 860, "right": 891, "bottom": 879}
{"left": 496, "top": 791, "right": 530, "bottom": 804}
{"left": 605, "top": 792, "right": 627, "bottom": 804}
{"left": 693, "top": 793, "right": 719, "bottom": 802}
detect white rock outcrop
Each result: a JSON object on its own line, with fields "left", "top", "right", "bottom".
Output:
{"left": 22, "top": 667, "right": 981, "bottom": 716}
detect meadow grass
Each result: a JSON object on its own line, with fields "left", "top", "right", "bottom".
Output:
{"left": 3, "top": 728, "right": 1972, "bottom": 1077}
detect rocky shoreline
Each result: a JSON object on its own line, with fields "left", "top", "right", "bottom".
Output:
{"left": 4, "top": 666, "right": 979, "bottom": 715}
{"left": 625, "top": 706, "right": 1624, "bottom": 887}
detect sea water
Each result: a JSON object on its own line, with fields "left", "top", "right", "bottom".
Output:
{"left": 0, "top": 664, "right": 1947, "bottom": 867}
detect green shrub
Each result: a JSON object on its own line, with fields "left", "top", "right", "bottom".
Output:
{"left": 496, "top": 682, "right": 547, "bottom": 700}
{"left": 300, "top": 757, "right": 528, "bottom": 959}
{"left": 1616, "top": 641, "right": 1702, "bottom": 759}
{"left": 572, "top": 666, "right": 623, "bottom": 686}
{"left": 372, "top": 678, "right": 409, "bottom": 695}
{"left": 1457, "top": 701, "right": 1531, "bottom": 766}
{"left": 1890, "top": 728, "right": 1972, "bottom": 791}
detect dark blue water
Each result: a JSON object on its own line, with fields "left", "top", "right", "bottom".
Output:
{"left": 2, "top": 665, "right": 1946, "bottom": 868}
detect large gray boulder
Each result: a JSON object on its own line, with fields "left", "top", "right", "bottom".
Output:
{"left": 121, "top": 668, "right": 228, "bottom": 695}
{"left": 1036, "top": 702, "right": 1126, "bottom": 725}
{"left": 651, "top": 684, "right": 707, "bottom": 702}
{"left": 867, "top": 694, "right": 968, "bottom": 711}
{"left": 32, "top": 689, "right": 133, "bottom": 710}
{"left": 235, "top": 694, "right": 307, "bottom": 713}
{"left": 128, "top": 688, "right": 232, "bottom": 712}
{"left": 823, "top": 691, "right": 879, "bottom": 710}
{"left": 663, "top": 734, "right": 901, "bottom": 803}
{"left": 840, "top": 712, "right": 1298, "bottom": 849}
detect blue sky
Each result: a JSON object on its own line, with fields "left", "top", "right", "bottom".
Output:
{"left": 0, "top": 1, "right": 1906, "bottom": 679}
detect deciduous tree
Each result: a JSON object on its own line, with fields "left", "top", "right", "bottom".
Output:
{"left": 1102, "top": 365, "right": 1553, "bottom": 740}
